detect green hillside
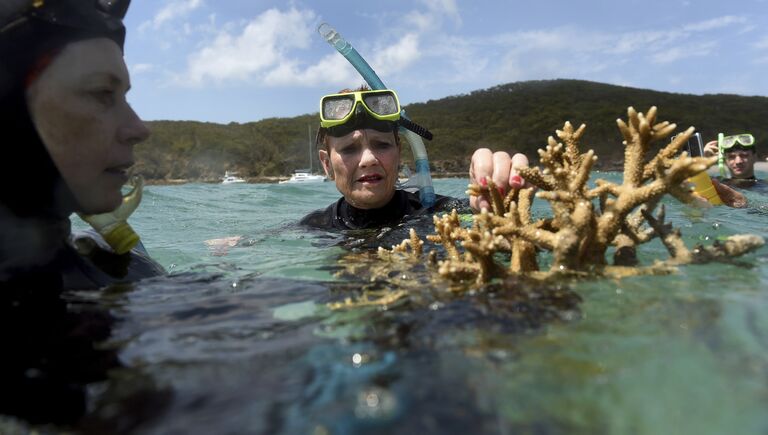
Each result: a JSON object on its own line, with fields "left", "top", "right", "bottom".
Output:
{"left": 136, "top": 79, "right": 768, "bottom": 181}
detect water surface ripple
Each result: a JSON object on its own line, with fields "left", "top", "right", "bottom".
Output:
{"left": 57, "top": 176, "right": 768, "bottom": 435}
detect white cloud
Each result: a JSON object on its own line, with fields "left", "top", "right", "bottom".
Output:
{"left": 682, "top": 15, "right": 746, "bottom": 32}
{"left": 608, "top": 30, "right": 681, "bottom": 55}
{"left": 370, "top": 33, "right": 421, "bottom": 77}
{"left": 180, "top": 7, "right": 315, "bottom": 86}
{"left": 259, "top": 34, "right": 422, "bottom": 88}
{"left": 650, "top": 41, "right": 716, "bottom": 63}
{"left": 754, "top": 36, "right": 768, "bottom": 50}
{"left": 455, "top": 14, "right": 747, "bottom": 84}
{"left": 130, "top": 63, "right": 154, "bottom": 75}
{"left": 403, "top": 0, "right": 461, "bottom": 32}
{"left": 420, "top": 0, "right": 461, "bottom": 26}
{"left": 262, "top": 54, "right": 357, "bottom": 87}
{"left": 140, "top": 0, "right": 204, "bottom": 31}
{"left": 177, "top": 7, "right": 420, "bottom": 89}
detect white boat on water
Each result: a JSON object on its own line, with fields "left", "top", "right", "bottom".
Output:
{"left": 279, "top": 169, "right": 326, "bottom": 184}
{"left": 279, "top": 125, "right": 327, "bottom": 184}
{"left": 221, "top": 171, "right": 246, "bottom": 184}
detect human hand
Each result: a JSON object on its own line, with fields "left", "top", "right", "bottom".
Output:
{"left": 469, "top": 148, "right": 530, "bottom": 211}
{"left": 703, "top": 140, "right": 718, "bottom": 158}
{"left": 204, "top": 236, "right": 243, "bottom": 256}
{"left": 711, "top": 179, "right": 747, "bottom": 208}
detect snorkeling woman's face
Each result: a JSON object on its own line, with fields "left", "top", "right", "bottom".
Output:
{"left": 26, "top": 38, "right": 149, "bottom": 214}
{"left": 321, "top": 129, "right": 400, "bottom": 209}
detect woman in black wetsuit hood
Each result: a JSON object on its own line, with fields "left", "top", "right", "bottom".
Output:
{"left": 0, "top": 0, "right": 164, "bottom": 288}
{"left": 0, "top": 0, "right": 168, "bottom": 427}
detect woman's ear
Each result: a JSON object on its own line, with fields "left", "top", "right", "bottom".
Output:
{"left": 319, "top": 149, "right": 334, "bottom": 180}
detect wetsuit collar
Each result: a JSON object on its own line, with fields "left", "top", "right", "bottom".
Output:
{"left": 336, "top": 190, "right": 412, "bottom": 230}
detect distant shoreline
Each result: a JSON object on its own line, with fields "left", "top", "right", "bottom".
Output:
{"left": 143, "top": 163, "right": 768, "bottom": 186}
{"left": 144, "top": 172, "right": 472, "bottom": 185}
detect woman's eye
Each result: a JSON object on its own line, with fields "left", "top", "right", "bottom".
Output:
{"left": 90, "top": 89, "right": 116, "bottom": 106}
{"left": 373, "top": 141, "right": 394, "bottom": 150}
{"left": 338, "top": 145, "right": 359, "bottom": 155}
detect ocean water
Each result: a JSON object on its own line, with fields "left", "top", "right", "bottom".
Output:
{"left": 59, "top": 176, "right": 768, "bottom": 434}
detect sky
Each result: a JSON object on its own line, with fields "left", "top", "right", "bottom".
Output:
{"left": 123, "top": 0, "right": 768, "bottom": 124}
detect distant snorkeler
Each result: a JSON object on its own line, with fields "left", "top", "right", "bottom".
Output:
{"left": 704, "top": 133, "right": 768, "bottom": 193}
{"left": 300, "top": 86, "right": 532, "bottom": 231}
{"left": 0, "top": 0, "right": 165, "bottom": 288}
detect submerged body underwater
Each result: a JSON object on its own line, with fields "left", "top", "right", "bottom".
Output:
{"left": 4, "top": 175, "right": 768, "bottom": 434}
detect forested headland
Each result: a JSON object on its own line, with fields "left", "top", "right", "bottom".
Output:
{"left": 136, "top": 79, "right": 768, "bottom": 183}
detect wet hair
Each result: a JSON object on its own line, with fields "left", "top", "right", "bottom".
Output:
{"left": 725, "top": 145, "right": 756, "bottom": 154}
{"left": 315, "top": 85, "right": 400, "bottom": 152}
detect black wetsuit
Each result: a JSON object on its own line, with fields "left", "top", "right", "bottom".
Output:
{"left": 0, "top": 34, "right": 164, "bottom": 424}
{"left": 719, "top": 177, "right": 768, "bottom": 195}
{"left": 300, "top": 189, "right": 460, "bottom": 231}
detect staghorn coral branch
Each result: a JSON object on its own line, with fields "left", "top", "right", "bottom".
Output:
{"left": 690, "top": 235, "right": 765, "bottom": 263}
{"left": 517, "top": 188, "right": 534, "bottom": 224}
{"left": 642, "top": 126, "right": 693, "bottom": 180}
{"left": 372, "top": 105, "right": 764, "bottom": 283}
{"left": 569, "top": 149, "right": 596, "bottom": 194}
{"left": 518, "top": 166, "right": 557, "bottom": 191}
{"left": 618, "top": 107, "right": 648, "bottom": 187}
{"left": 641, "top": 205, "right": 692, "bottom": 263}
{"left": 536, "top": 191, "right": 577, "bottom": 203}
{"left": 588, "top": 179, "right": 620, "bottom": 199}
{"left": 556, "top": 121, "right": 587, "bottom": 166}
{"left": 427, "top": 211, "right": 462, "bottom": 260}
{"left": 495, "top": 223, "right": 557, "bottom": 251}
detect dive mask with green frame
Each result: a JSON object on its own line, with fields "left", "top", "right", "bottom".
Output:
{"left": 319, "top": 89, "right": 433, "bottom": 139}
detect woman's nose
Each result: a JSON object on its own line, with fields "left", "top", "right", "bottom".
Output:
{"left": 118, "top": 104, "right": 151, "bottom": 146}
{"left": 359, "top": 147, "right": 379, "bottom": 167}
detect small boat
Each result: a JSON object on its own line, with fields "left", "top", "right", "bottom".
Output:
{"left": 279, "top": 169, "right": 326, "bottom": 184}
{"left": 221, "top": 171, "right": 246, "bottom": 184}
{"left": 279, "top": 125, "right": 327, "bottom": 184}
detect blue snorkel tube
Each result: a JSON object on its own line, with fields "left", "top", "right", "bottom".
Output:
{"left": 318, "top": 23, "right": 436, "bottom": 207}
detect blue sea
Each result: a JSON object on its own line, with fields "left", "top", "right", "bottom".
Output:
{"left": 60, "top": 176, "right": 768, "bottom": 434}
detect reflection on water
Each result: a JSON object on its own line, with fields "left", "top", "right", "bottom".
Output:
{"left": 8, "top": 178, "right": 768, "bottom": 433}
{"left": 76, "top": 262, "right": 583, "bottom": 433}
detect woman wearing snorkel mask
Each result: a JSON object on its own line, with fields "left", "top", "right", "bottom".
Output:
{"left": 301, "top": 87, "right": 455, "bottom": 230}
{"left": 0, "top": 0, "right": 164, "bottom": 288}
{"left": 301, "top": 87, "right": 531, "bottom": 230}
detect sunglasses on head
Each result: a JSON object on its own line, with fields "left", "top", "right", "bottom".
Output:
{"left": 720, "top": 133, "right": 755, "bottom": 150}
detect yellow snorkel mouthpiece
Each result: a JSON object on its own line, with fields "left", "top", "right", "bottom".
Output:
{"left": 78, "top": 175, "right": 144, "bottom": 255}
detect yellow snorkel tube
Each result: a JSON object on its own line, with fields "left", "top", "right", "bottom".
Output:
{"left": 78, "top": 175, "right": 143, "bottom": 254}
